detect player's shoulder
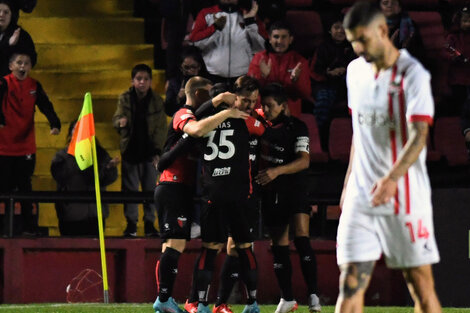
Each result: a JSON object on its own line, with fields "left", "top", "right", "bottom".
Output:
{"left": 398, "top": 49, "right": 430, "bottom": 80}
{"left": 346, "top": 56, "right": 367, "bottom": 76}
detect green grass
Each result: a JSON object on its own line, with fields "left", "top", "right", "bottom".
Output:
{"left": 0, "top": 304, "right": 468, "bottom": 313}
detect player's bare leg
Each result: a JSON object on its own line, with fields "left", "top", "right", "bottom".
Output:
{"left": 402, "top": 265, "right": 441, "bottom": 313}
{"left": 335, "top": 261, "right": 374, "bottom": 313}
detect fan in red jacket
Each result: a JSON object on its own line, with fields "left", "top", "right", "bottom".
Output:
{"left": 0, "top": 51, "right": 61, "bottom": 236}
{"left": 248, "top": 20, "right": 311, "bottom": 117}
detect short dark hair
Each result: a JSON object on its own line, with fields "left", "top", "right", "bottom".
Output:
{"left": 260, "top": 83, "right": 288, "bottom": 105}
{"left": 8, "top": 50, "right": 32, "bottom": 64}
{"left": 268, "top": 20, "right": 292, "bottom": 36}
{"left": 233, "top": 75, "right": 260, "bottom": 95}
{"left": 131, "top": 64, "right": 152, "bottom": 79}
{"left": 343, "top": 1, "right": 383, "bottom": 30}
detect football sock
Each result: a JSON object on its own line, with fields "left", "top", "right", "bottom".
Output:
{"left": 158, "top": 247, "right": 181, "bottom": 302}
{"left": 271, "top": 245, "right": 293, "bottom": 301}
{"left": 294, "top": 236, "right": 318, "bottom": 295}
{"left": 188, "top": 247, "right": 218, "bottom": 305}
{"left": 237, "top": 247, "right": 258, "bottom": 305}
{"left": 215, "top": 255, "right": 240, "bottom": 306}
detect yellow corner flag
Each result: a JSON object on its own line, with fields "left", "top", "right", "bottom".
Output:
{"left": 67, "top": 92, "right": 110, "bottom": 303}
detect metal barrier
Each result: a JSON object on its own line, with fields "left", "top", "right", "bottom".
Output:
{"left": 0, "top": 191, "right": 339, "bottom": 238}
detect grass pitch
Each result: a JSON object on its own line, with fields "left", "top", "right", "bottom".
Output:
{"left": 0, "top": 304, "right": 468, "bottom": 313}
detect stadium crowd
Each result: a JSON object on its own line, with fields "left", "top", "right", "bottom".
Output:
{"left": 0, "top": 0, "right": 468, "bottom": 312}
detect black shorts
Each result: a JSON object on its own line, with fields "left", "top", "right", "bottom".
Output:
{"left": 261, "top": 185, "right": 309, "bottom": 228}
{"left": 201, "top": 195, "right": 255, "bottom": 244}
{"left": 154, "top": 183, "right": 194, "bottom": 241}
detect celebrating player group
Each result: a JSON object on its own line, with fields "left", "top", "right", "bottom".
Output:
{"left": 152, "top": 2, "right": 442, "bottom": 313}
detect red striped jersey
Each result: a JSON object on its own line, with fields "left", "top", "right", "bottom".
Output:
{"left": 344, "top": 50, "right": 433, "bottom": 215}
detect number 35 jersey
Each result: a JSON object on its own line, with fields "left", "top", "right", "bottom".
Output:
{"left": 201, "top": 115, "right": 265, "bottom": 202}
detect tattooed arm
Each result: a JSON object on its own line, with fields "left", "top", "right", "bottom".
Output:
{"left": 371, "top": 121, "right": 428, "bottom": 207}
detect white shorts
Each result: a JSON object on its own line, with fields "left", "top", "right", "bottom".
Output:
{"left": 336, "top": 208, "right": 440, "bottom": 268}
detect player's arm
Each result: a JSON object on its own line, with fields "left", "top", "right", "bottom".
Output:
{"left": 183, "top": 108, "right": 248, "bottom": 138}
{"left": 371, "top": 121, "right": 428, "bottom": 206}
{"left": 340, "top": 139, "right": 355, "bottom": 209}
{"left": 256, "top": 151, "right": 309, "bottom": 185}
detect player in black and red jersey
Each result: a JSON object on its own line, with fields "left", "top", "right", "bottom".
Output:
{"left": 186, "top": 76, "right": 265, "bottom": 313}
{"left": 153, "top": 76, "right": 249, "bottom": 313}
{"left": 256, "top": 84, "right": 321, "bottom": 313}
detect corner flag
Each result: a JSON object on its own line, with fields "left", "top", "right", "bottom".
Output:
{"left": 67, "top": 92, "right": 95, "bottom": 170}
{"left": 67, "top": 92, "right": 110, "bottom": 303}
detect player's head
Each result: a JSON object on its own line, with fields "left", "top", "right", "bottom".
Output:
{"left": 268, "top": 20, "right": 293, "bottom": 54}
{"left": 233, "top": 75, "right": 260, "bottom": 114}
{"left": 260, "top": 83, "right": 288, "bottom": 121}
{"left": 343, "top": 1, "right": 390, "bottom": 63}
{"left": 185, "top": 76, "right": 212, "bottom": 107}
{"left": 8, "top": 52, "right": 31, "bottom": 80}
{"left": 131, "top": 64, "right": 152, "bottom": 96}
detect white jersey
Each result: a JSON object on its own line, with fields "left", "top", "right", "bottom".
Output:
{"left": 345, "top": 49, "right": 434, "bottom": 216}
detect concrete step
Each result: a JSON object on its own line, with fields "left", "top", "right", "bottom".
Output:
{"left": 31, "top": 69, "right": 165, "bottom": 98}
{"left": 35, "top": 121, "right": 120, "bottom": 150}
{"left": 35, "top": 44, "right": 154, "bottom": 71}
{"left": 21, "top": 17, "right": 145, "bottom": 44}
{"left": 34, "top": 148, "right": 121, "bottom": 176}
{"left": 34, "top": 96, "right": 118, "bottom": 123}
{"left": 25, "top": 0, "right": 133, "bottom": 17}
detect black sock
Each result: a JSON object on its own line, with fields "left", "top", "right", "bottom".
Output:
{"left": 294, "top": 237, "right": 318, "bottom": 295}
{"left": 158, "top": 247, "right": 181, "bottom": 302}
{"left": 237, "top": 247, "right": 258, "bottom": 305}
{"left": 271, "top": 245, "right": 293, "bottom": 301}
{"left": 188, "top": 248, "right": 218, "bottom": 305}
{"left": 216, "top": 255, "right": 240, "bottom": 306}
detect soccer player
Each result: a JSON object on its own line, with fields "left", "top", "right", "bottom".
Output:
{"left": 335, "top": 2, "right": 441, "bottom": 313}
{"left": 256, "top": 84, "right": 321, "bottom": 313}
{"left": 186, "top": 76, "right": 265, "bottom": 313}
{"left": 153, "top": 76, "right": 248, "bottom": 313}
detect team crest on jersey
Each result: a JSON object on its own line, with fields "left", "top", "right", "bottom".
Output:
{"left": 177, "top": 216, "right": 187, "bottom": 228}
{"left": 388, "top": 81, "right": 402, "bottom": 95}
{"left": 212, "top": 167, "right": 231, "bottom": 176}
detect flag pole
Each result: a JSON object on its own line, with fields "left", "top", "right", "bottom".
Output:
{"left": 91, "top": 134, "right": 110, "bottom": 303}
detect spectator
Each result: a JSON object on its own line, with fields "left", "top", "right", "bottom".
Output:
{"left": 446, "top": 6, "right": 470, "bottom": 112}
{"left": 51, "top": 121, "right": 119, "bottom": 237}
{"left": 0, "top": 0, "right": 37, "bottom": 77}
{"left": 164, "top": 46, "right": 207, "bottom": 116}
{"left": 310, "top": 17, "right": 356, "bottom": 148}
{"left": 0, "top": 51, "right": 61, "bottom": 236}
{"left": 112, "top": 64, "right": 167, "bottom": 237}
{"left": 378, "top": 0, "right": 424, "bottom": 61}
{"left": 248, "top": 20, "right": 311, "bottom": 117}
{"left": 189, "top": 0, "right": 267, "bottom": 87}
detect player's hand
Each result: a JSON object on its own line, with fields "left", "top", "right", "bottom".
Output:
{"left": 50, "top": 128, "right": 60, "bottom": 135}
{"left": 256, "top": 168, "right": 280, "bottom": 185}
{"left": 9, "top": 28, "right": 20, "bottom": 46}
{"left": 260, "top": 58, "right": 272, "bottom": 78}
{"left": 119, "top": 117, "right": 128, "bottom": 127}
{"left": 243, "top": 1, "right": 258, "bottom": 18}
{"left": 177, "top": 88, "right": 186, "bottom": 101}
{"left": 107, "top": 156, "right": 120, "bottom": 168}
{"left": 213, "top": 91, "right": 236, "bottom": 107}
{"left": 290, "top": 62, "right": 302, "bottom": 82}
{"left": 370, "top": 176, "right": 397, "bottom": 207}
{"left": 227, "top": 108, "right": 249, "bottom": 119}
{"left": 213, "top": 15, "right": 227, "bottom": 30}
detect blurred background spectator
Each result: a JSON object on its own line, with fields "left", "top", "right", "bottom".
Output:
{"left": 378, "top": 0, "right": 425, "bottom": 62}
{"left": 0, "top": 0, "right": 36, "bottom": 77}
{"left": 51, "top": 121, "right": 119, "bottom": 237}
{"left": 310, "top": 17, "right": 355, "bottom": 149}
{"left": 112, "top": 64, "right": 167, "bottom": 238}
{"left": 248, "top": 20, "right": 311, "bottom": 117}
{"left": 189, "top": 0, "right": 267, "bottom": 88}
{"left": 164, "top": 46, "right": 207, "bottom": 116}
